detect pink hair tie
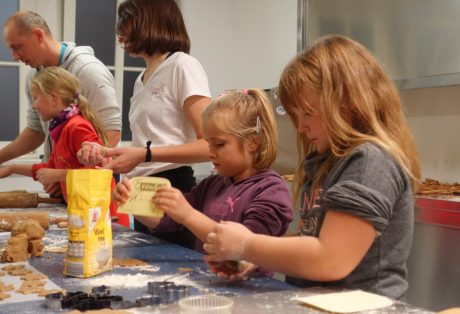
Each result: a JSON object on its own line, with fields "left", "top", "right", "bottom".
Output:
{"left": 242, "top": 89, "right": 248, "bottom": 95}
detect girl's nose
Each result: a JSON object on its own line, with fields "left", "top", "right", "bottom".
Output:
{"left": 297, "top": 121, "right": 309, "bottom": 134}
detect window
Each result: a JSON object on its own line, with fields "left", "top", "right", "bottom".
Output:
{"left": 0, "top": 0, "right": 20, "bottom": 143}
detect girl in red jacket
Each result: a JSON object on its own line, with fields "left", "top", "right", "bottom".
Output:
{"left": 0, "top": 66, "right": 128, "bottom": 226}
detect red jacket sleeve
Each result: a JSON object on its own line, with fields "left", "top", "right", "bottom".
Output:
{"left": 31, "top": 163, "right": 47, "bottom": 181}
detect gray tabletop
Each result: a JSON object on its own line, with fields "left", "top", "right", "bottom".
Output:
{"left": 0, "top": 205, "right": 434, "bottom": 314}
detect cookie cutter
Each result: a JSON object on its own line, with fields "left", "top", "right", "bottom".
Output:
{"left": 147, "top": 281, "right": 174, "bottom": 295}
{"left": 45, "top": 291, "right": 64, "bottom": 310}
{"left": 135, "top": 295, "right": 162, "bottom": 307}
{"left": 60, "top": 289, "right": 123, "bottom": 311}
{"left": 92, "top": 285, "right": 111, "bottom": 296}
{"left": 61, "top": 291, "right": 89, "bottom": 309}
{"left": 164, "top": 284, "right": 190, "bottom": 303}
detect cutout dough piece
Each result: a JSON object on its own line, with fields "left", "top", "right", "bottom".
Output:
{"left": 1, "top": 264, "right": 25, "bottom": 271}
{"left": 0, "top": 292, "right": 11, "bottom": 301}
{"left": 0, "top": 283, "right": 15, "bottom": 292}
{"left": 20, "top": 273, "right": 48, "bottom": 281}
{"left": 20, "top": 280, "right": 46, "bottom": 288}
{"left": 16, "top": 286, "right": 45, "bottom": 295}
{"left": 112, "top": 258, "right": 148, "bottom": 267}
{"left": 295, "top": 290, "right": 393, "bottom": 313}
{"left": 38, "top": 289, "right": 66, "bottom": 297}
{"left": 8, "top": 268, "right": 32, "bottom": 276}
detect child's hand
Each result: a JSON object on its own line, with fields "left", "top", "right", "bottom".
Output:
{"left": 101, "top": 147, "right": 145, "bottom": 174}
{"left": 203, "top": 221, "right": 254, "bottom": 261}
{"left": 36, "top": 168, "right": 61, "bottom": 185}
{"left": 112, "top": 176, "right": 132, "bottom": 205}
{"left": 43, "top": 182, "right": 62, "bottom": 197}
{"left": 152, "top": 187, "right": 193, "bottom": 224}
{"left": 0, "top": 166, "right": 12, "bottom": 178}
{"left": 206, "top": 260, "right": 256, "bottom": 281}
{"left": 77, "top": 141, "right": 110, "bottom": 166}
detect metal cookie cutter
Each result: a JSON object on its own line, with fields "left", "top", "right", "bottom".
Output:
{"left": 45, "top": 291, "right": 64, "bottom": 310}
{"left": 164, "top": 284, "right": 190, "bottom": 303}
{"left": 135, "top": 295, "right": 163, "bottom": 307}
{"left": 147, "top": 281, "right": 174, "bottom": 296}
{"left": 92, "top": 285, "right": 111, "bottom": 296}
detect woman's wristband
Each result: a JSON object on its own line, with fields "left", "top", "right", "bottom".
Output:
{"left": 145, "top": 141, "right": 152, "bottom": 162}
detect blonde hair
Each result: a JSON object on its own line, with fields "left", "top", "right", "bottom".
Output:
{"left": 279, "top": 35, "right": 421, "bottom": 202}
{"left": 202, "top": 89, "right": 278, "bottom": 170}
{"left": 31, "top": 66, "right": 108, "bottom": 145}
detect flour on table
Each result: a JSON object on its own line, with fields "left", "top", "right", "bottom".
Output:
{"left": 83, "top": 272, "right": 202, "bottom": 290}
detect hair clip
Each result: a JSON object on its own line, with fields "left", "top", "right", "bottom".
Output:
{"left": 217, "top": 90, "right": 231, "bottom": 98}
{"left": 256, "top": 116, "right": 261, "bottom": 133}
{"left": 74, "top": 92, "right": 80, "bottom": 99}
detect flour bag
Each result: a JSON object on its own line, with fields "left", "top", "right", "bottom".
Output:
{"left": 64, "top": 169, "right": 113, "bottom": 278}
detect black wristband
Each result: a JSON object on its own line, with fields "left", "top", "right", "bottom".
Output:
{"left": 145, "top": 140, "right": 152, "bottom": 162}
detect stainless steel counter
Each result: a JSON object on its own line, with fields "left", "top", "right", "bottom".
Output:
{"left": 406, "top": 197, "right": 460, "bottom": 312}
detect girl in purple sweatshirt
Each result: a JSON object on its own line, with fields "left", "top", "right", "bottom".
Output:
{"left": 113, "top": 88, "right": 294, "bottom": 277}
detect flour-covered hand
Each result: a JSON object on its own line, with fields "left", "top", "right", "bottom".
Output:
{"left": 77, "top": 141, "right": 108, "bottom": 166}
{"left": 205, "top": 260, "right": 256, "bottom": 281}
{"left": 203, "top": 221, "right": 254, "bottom": 261}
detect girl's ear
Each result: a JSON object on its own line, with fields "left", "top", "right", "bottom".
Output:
{"left": 49, "top": 93, "right": 61, "bottom": 108}
{"left": 247, "top": 137, "right": 260, "bottom": 153}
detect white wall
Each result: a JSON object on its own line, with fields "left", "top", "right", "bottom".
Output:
{"left": 180, "top": 0, "right": 297, "bottom": 177}
{"left": 15, "top": 1, "right": 458, "bottom": 183}
{"left": 181, "top": 1, "right": 460, "bottom": 183}
{"left": 180, "top": 0, "right": 297, "bottom": 97}
{"left": 402, "top": 86, "right": 460, "bottom": 183}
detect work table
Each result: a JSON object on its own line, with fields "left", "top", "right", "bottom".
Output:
{"left": 0, "top": 189, "right": 434, "bottom": 313}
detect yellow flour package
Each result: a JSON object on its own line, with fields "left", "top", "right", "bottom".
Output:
{"left": 64, "top": 169, "right": 113, "bottom": 278}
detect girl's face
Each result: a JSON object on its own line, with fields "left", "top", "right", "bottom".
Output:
{"left": 30, "top": 86, "right": 62, "bottom": 121}
{"left": 293, "top": 91, "right": 330, "bottom": 154}
{"left": 117, "top": 34, "right": 142, "bottom": 58}
{"left": 203, "top": 119, "right": 258, "bottom": 182}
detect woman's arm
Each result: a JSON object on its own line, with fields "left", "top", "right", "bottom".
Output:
{"left": 100, "top": 95, "right": 211, "bottom": 174}
{"left": 205, "top": 210, "right": 376, "bottom": 281}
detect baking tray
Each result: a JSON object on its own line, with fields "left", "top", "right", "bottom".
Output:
{"left": 0, "top": 262, "right": 62, "bottom": 304}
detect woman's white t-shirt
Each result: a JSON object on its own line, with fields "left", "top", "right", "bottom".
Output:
{"left": 128, "top": 52, "right": 211, "bottom": 177}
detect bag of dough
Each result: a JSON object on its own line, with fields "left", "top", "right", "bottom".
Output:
{"left": 64, "top": 169, "right": 113, "bottom": 278}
